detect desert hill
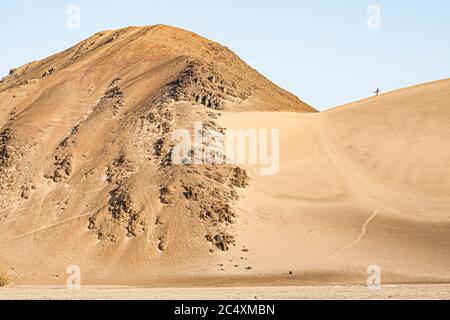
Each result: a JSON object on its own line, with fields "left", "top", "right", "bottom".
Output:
{"left": 0, "top": 25, "right": 313, "bottom": 285}
{"left": 0, "top": 25, "right": 448, "bottom": 286}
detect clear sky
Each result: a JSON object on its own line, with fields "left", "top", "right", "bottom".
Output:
{"left": 0, "top": 0, "right": 449, "bottom": 110}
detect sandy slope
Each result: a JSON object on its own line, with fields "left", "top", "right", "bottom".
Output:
{"left": 0, "top": 25, "right": 448, "bottom": 291}
{"left": 219, "top": 79, "right": 450, "bottom": 285}
{"left": 0, "top": 25, "right": 313, "bottom": 287}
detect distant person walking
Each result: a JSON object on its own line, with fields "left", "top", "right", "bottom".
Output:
{"left": 374, "top": 88, "right": 380, "bottom": 96}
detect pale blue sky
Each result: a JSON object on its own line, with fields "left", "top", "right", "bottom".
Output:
{"left": 0, "top": 0, "right": 449, "bottom": 110}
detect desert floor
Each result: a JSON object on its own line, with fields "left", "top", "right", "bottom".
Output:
{"left": 1, "top": 284, "right": 449, "bottom": 300}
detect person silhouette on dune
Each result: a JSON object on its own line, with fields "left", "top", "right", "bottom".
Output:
{"left": 374, "top": 88, "right": 381, "bottom": 96}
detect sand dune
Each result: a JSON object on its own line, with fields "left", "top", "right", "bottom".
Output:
{"left": 0, "top": 25, "right": 449, "bottom": 291}
{"left": 219, "top": 78, "right": 450, "bottom": 285}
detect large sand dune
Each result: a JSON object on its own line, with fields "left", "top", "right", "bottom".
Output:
{"left": 219, "top": 79, "right": 450, "bottom": 285}
{"left": 0, "top": 25, "right": 448, "bottom": 289}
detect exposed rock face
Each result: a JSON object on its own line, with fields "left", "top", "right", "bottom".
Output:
{"left": 0, "top": 25, "right": 315, "bottom": 280}
{"left": 0, "top": 127, "right": 36, "bottom": 214}
{"left": 95, "top": 182, "right": 146, "bottom": 240}
{"left": 0, "top": 128, "right": 13, "bottom": 166}
{"left": 42, "top": 67, "right": 57, "bottom": 78}
{"left": 167, "top": 58, "right": 248, "bottom": 110}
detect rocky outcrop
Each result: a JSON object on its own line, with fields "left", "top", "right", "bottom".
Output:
{"left": 42, "top": 66, "right": 57, "bottom": 78}
{"left": 0, "top": 128, "right": 35, "bottom": 213}
{"left": 167, "top": 58, "right": 252, "bottom": 111}
{"left": 101, "top": 78, "right": 124, "bottom": 116}
{"left": 46, "top": 132, "right": 76, "bottom": 183}
{"left": 0, "top": 128, "right": 13, "bottom": 167}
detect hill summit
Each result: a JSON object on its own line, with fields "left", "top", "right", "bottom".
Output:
{"left": 0, "top": 25, "right": 314, "bottom": 284}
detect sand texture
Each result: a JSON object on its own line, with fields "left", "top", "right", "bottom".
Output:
{"left": 0, "top": 26, "right": 449, "bottom": 297}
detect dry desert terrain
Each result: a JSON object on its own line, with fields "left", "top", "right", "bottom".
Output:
{"left": 0, "top": 25, "right": 449, "bottom": 299}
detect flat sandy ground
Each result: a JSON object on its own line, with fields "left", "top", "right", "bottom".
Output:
{"left": 1, "top": 284, "right": 449, "bottom": 300}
